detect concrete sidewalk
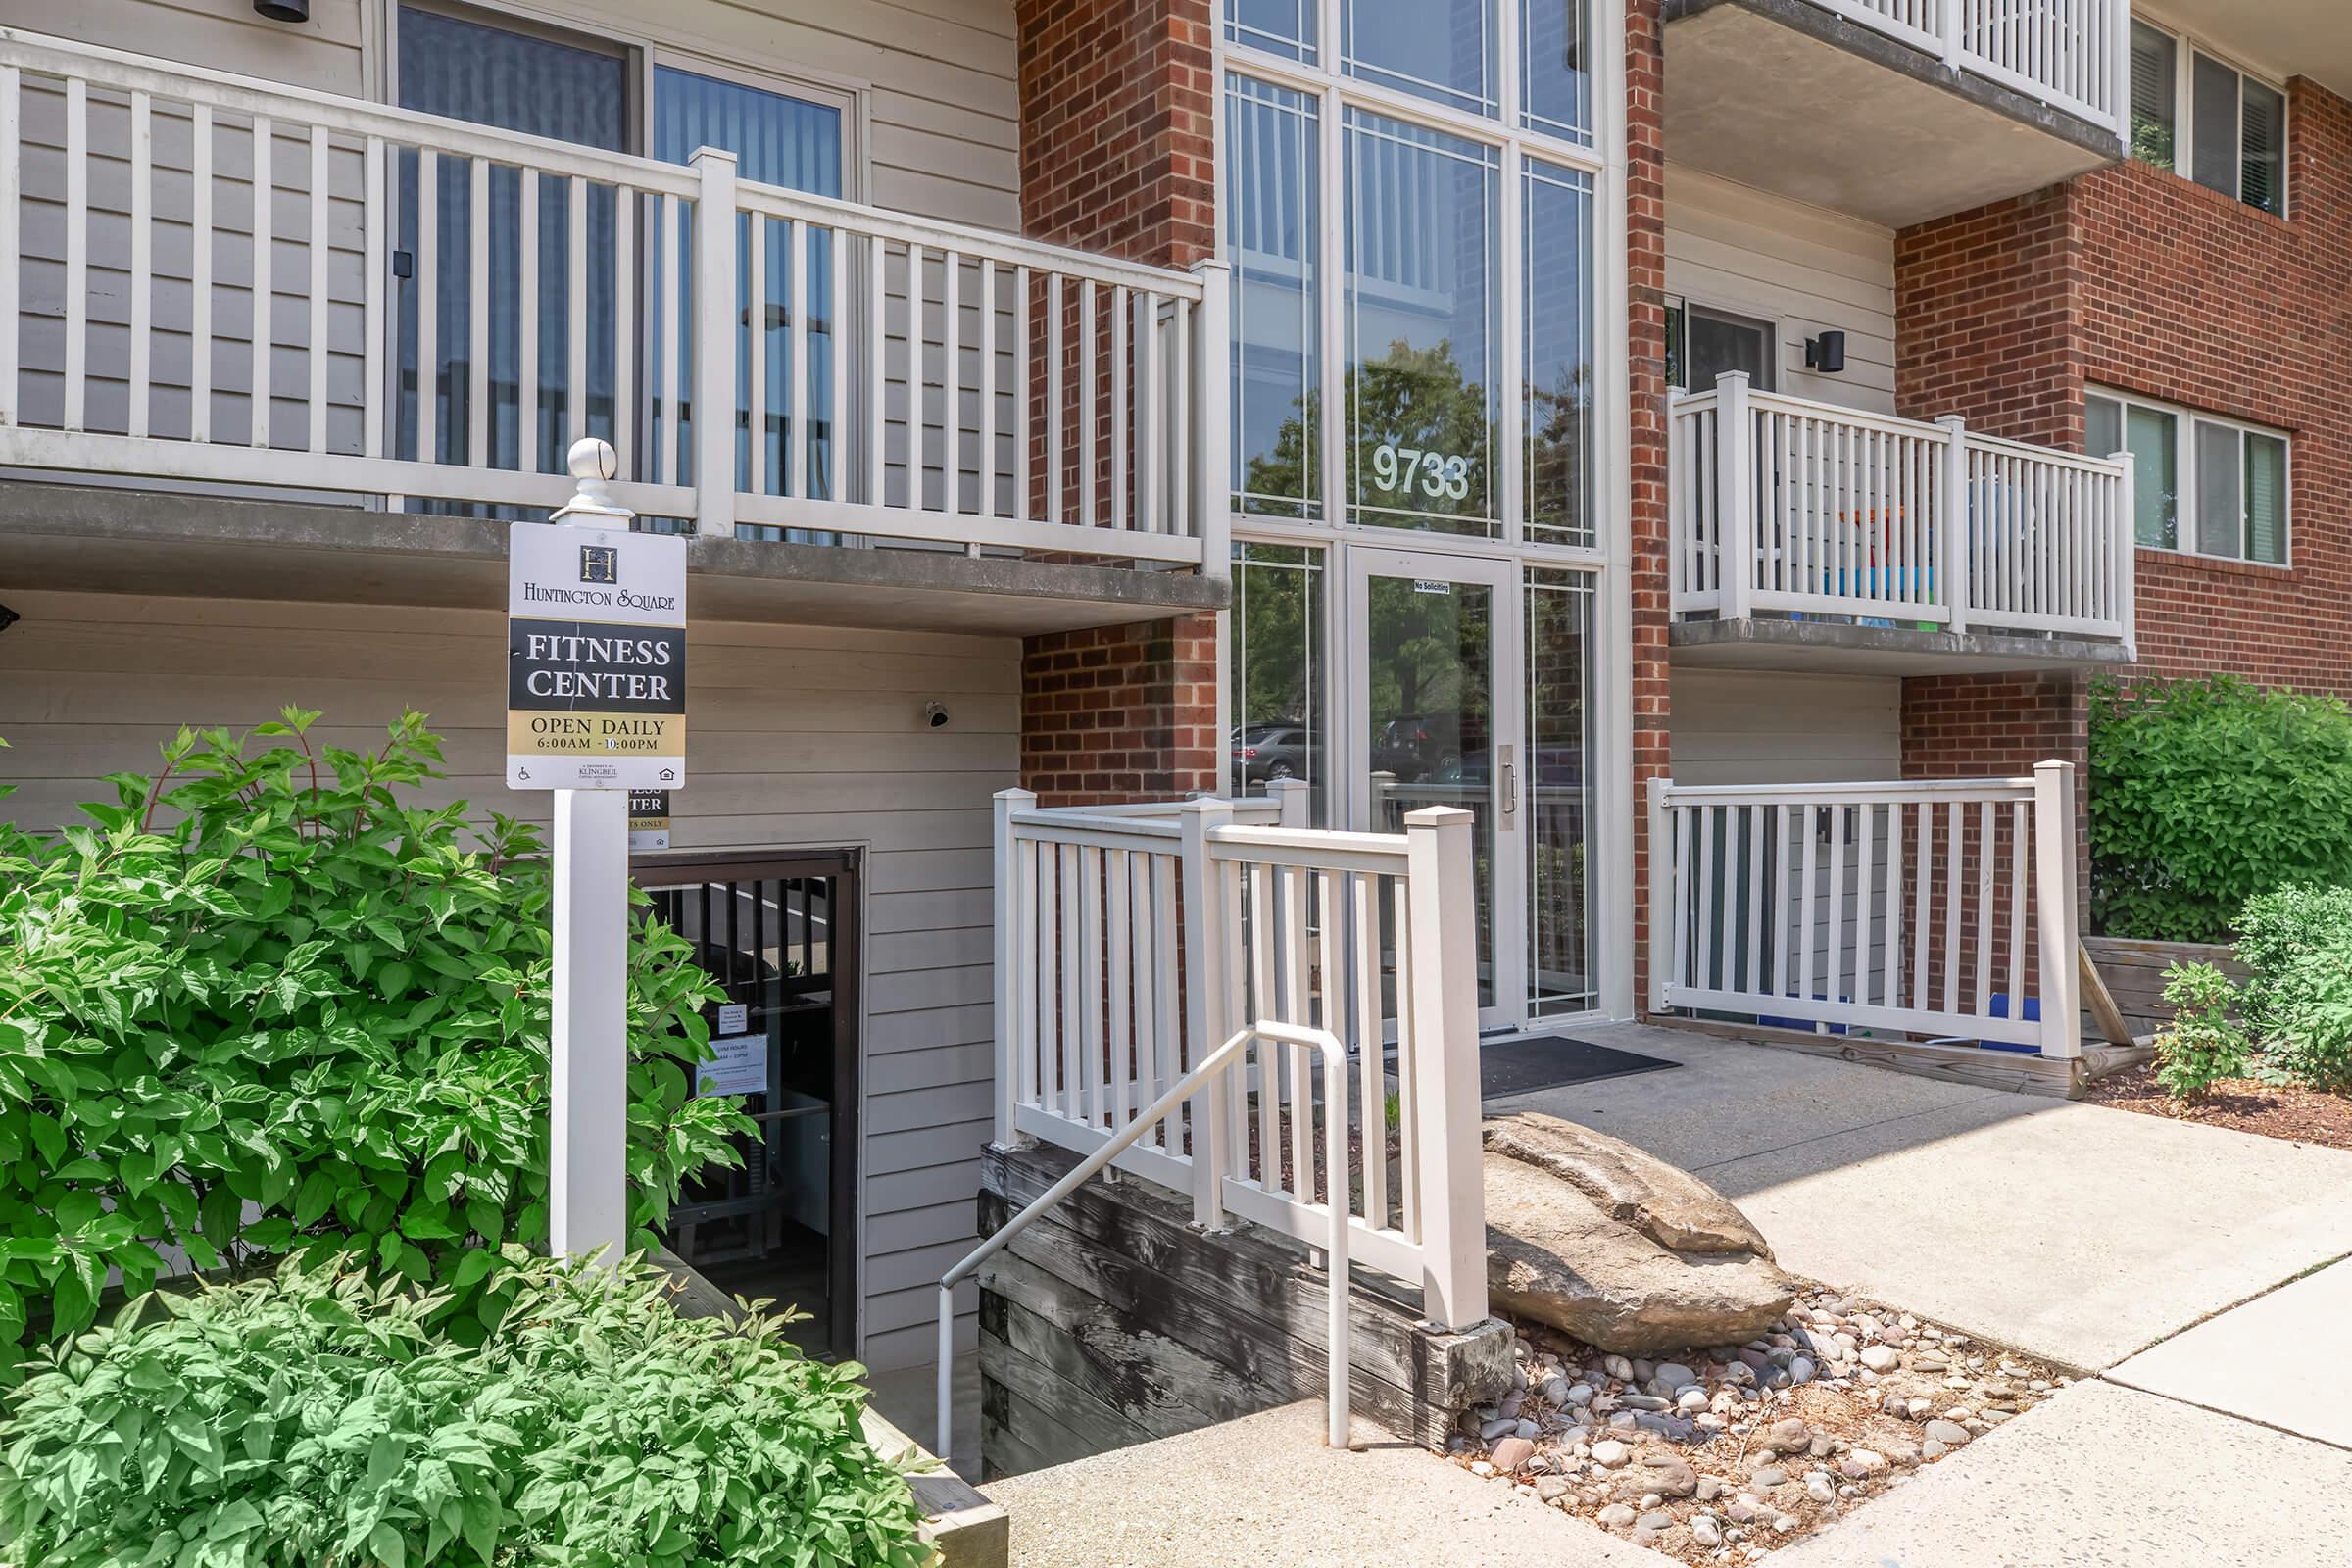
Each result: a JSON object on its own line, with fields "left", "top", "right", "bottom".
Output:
{"left": 983, "top": 1401, "right": 1670, "bottom": 1567}
{"left": 1497, "top": 1021, "right": 2352, "bottom": 1369}
{"left": 2109, "top": 1258, "right": 2352, "bottom": 1451}
{"left": 1769, "top": 1379, "right": 2352, "bottom": 1568}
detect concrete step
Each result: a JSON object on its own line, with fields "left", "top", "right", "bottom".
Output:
{"left": 980, "top": 1402, "right": 1669, "bottom": 1567}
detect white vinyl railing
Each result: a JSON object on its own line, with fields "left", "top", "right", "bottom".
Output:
{"left": 985, "top": 779, "right": 1489, "bottom": 1335}
{"left": 1647, "top": 764, "right": 2082, "bottom": 1059}
{"left": 1810, "top": 0, "right": 2129, "bottom": 133}
{"left": 0, "top": 28, "right": 1226, "bottom": 567}
{"left": 1671, "top": 373, "right": 2135, "bottom": 646}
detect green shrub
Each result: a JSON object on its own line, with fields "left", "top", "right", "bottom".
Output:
{"left": 2232, "top": 884, "right": 2352, "bottom": 1092}
{"left": 2151, "top": 961, "right": 2248, "bottom": 1102}
{"left": 2087, "top": 675, "right": 2352, "bottom": 943}
{"left": 0, "top": 710, "right": 753, "bottom": 1370}
{"left": 0, "top": 1252, "right": 930, "bottom": 1567}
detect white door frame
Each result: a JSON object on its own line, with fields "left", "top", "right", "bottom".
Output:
{"left": 1342, "top": 542, "right": 1527, "bottom": 1032}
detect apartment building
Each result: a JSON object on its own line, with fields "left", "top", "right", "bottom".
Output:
{"left": 0, "top": 0, "right": 2333, "bottom": 1396}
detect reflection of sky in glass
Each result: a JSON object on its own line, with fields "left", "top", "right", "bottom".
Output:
{"left": 1524, "top": 161, "right": 1594, "bottom": 549}
{"left": 1226, "top": 0, "right": 1317, "bottom": 62}
{"left": 1343, "top": 0, "right": 1496, "bottom": 118}
{"left": 1227, "top": 76, "right": 1323, "bottom": 518}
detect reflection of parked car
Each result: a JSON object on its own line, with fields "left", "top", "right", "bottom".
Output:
{"left": 1373, "top": 713, "right": 1487, "bottom": 782}
{"left": 1233, "top": 721, "right": 1318, "bottom": 785}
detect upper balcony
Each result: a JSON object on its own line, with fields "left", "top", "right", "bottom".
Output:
{"left": 1665, "top": 0, "right": 2131, "bottom": 227}
{"left": 0, "top": 30, "right": 1227, "bottom": 636}
{"left": 1669, "top": 372, "right": 2136, "bottom": 672}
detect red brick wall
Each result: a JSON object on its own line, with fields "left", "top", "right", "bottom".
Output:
{"left": 1021, "top": 617, "right": 1219, "bottom": 805}
{"left": 1013, "top": 0, "right": 1221, "bottom": 804}
{"left": 1897, "top": 76, "right": 2352, "bottom": 697}
{"left": 1629, "top": 0, "right": 1671, "bottom": 1013}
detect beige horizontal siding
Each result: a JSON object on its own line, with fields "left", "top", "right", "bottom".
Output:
{"left": 1666, "top": 167, "right": 1897, "bottom": 415}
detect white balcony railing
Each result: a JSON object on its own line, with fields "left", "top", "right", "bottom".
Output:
{"left": 988, "top": 780, "right": 1490, "bottom": 1334}
{"left": 1648, "top": 766, "right": 2083, "bottom": 1059}
{"left": 1670, "top": 373, "right": 2135, "bottom": 647}
{"left": 0, "top": 29, "right": 1227, "bottom": 569}
{"left": 1812, "top": 0, "right": 2130, "bottom": 133}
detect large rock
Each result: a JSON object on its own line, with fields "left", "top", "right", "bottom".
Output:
{"left": 1484, "top": 1116, "right": 1797, "bottom": 1353}
{"left": 1484, "top": 1112, "right": 1774, "bottom": 1259}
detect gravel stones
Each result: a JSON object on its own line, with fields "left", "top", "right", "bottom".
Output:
{"left": 1765, "top": 1417, "right": 1813, "bottom": 1454}
{"left": 1859, "top": 1345, "right": 1902, "bottom": 1373}
{"left": 1591, "top": 1440, "right": 1632, "bottom": 1468}
{"left": 1643, "top": 1454, "right": 1699, "bottom": 1497}
{"left": 1924, "top": 1419, "right": 1973, "bottom": 1446}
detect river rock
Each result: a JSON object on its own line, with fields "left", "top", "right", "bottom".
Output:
{"left": 1484, "top": 1113, "right": 1777, "bottom": 1257}
{"left": 1485, "top": 1145, "right": 1798, "bottom": 1353}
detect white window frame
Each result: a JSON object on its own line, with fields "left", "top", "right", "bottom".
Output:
{"left": 2128, "top": 11, "right": 2287, "bottom": 218}
{"left": 1213, "top": 0, "right": 1634, "bottom": 1024}
{"left": 2087, "top": 387, "right": 2291, "bottom": 568}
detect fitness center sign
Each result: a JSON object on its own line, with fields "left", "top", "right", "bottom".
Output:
{"left": 506, "top": 523, "right": 687, "bottom": 791}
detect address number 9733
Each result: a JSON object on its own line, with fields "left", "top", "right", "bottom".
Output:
{"left": 1370, "top": 443, "right": 1471, "bottom": 502}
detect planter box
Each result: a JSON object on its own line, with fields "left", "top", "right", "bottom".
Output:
{"left": 2083, "top": 935, "right": 2249, "bottom": 1035}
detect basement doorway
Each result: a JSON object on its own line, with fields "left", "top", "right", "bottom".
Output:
{"left": 634, "top": 850, "right": 861, "bottom": 1359}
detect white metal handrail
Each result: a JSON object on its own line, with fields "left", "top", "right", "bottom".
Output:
{"left": 1671, "top": 372, "right": 2135, "bottom": 648}
{"left": 937, "top": 1020, "right": 1353, "bottom": 1454}
{"left": 1646, "top": 761, "right": 2082, "bottom": 1058}
{"left": 0, "top": 27, "right": 1226, "bottom": 568}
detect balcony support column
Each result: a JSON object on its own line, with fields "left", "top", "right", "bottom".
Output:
{"left": 1937, "top": 414, "right": 1969, "bottom": 636}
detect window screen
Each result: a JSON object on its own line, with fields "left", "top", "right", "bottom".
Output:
{"left": 2245, "top": 433, "right": 2287, "bottom": 564}
{"left": 2241, "top": 79, "right": 2286, "bottom": 217}
{"left": 2195, "top": 419, "right": 2242, "bottom": 559}
{"left": 2191, "top": 53, "right": 2240, "bottom": 199}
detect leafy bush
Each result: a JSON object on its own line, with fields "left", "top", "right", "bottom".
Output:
{"left": 0, "top": 1253, "right": 930, "bottom": 1567}
{"left": 2232, "top": 884, "right": 2352, "bottom": 1093}
{"left": 2088, "top": 675, "right": 2352, "bottom": 943}
{"left": 2150, "top": 961, "right": 2248, "bottom": 1102}
{"left": 0, "top": 711, "right": 752, "bottom": 1369}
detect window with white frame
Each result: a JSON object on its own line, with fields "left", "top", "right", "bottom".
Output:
{"left": 2087, "top": 390, "right": 2289, "bottom": 565}
{"left": 2129, "top": 18, "right": 2285, "bottom": 216}
{"left": 1221, "top": 0, "right": 1601, "bottom": 549}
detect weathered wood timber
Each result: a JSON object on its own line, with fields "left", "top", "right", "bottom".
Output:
{"left": 2083, "top": 935, "right": 2246, "bottom": 1034}
{"left": 977, "top": 1144, "right": 1514, "bottom": 1478}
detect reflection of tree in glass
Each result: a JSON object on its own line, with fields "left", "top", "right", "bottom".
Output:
{"left": 1366, "top": 577, "right": 1491, "bottom": 760}
{"left": 1237, "top": 557, "right": 1318, "bottom": 726}
{"left": 1241, "top": 340, "right": 1494, "bottom": 529}
{"left": 1525, "top": 361, "right": 1593, "bottom": 540}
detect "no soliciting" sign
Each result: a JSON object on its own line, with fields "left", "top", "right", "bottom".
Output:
{"left": 506, "top": 523, "right": 687, "bottom": 791}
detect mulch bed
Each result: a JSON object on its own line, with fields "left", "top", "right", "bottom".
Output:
{"left": 2085, "top": 1063, "right": 2352, "bottom": 1152}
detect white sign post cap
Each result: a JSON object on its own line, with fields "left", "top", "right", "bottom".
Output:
{"left": 552, "top": 437, "right": 634, "bottom": 527}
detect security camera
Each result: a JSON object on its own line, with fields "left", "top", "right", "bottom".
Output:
{"left": 924, "top": 702, "right": 950, "bottom": 730}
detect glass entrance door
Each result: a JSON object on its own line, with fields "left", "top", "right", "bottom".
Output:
{"left": 1347, "top": 548, "right": 1523, "bottom": 1027}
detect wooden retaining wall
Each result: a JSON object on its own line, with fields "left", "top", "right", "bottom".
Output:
{"left": 2083, "top": 935, "right": 2247, "bottom": 1035}
{"left": 977, "top": 1143, "right": 1515, "bottom": 1480}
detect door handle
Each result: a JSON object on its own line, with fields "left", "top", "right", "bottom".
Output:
{"left": 1499, "top": 746, "right": 1517, "bottom": 830}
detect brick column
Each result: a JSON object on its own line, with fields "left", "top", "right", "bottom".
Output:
{"left": 1014, "top": 0, "right": 1221, "bottom": 803}
{"left": 1628, "top": 0, "right": 1672, "bottom": 1014}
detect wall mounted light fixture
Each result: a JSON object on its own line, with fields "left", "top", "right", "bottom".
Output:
{"left": 254, "top": 0, "right": 311, "bottom": 22}
{"left": 1804, "top": 330, "right": 1847, "bottom": 373}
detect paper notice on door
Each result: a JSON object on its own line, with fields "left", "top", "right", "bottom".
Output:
{"left": 716, "top": 1003, "right": 749, "bottom": 1035}
{"left": 695, "top": 1032, "right": 766, "bottom": 1098}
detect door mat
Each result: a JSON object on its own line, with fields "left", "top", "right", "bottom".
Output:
{"left": 1478, "top": 1036, "right": 1679, "bottom": 1100}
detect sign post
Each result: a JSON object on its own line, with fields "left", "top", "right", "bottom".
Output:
{"left": 510, "top": 438, "right": 687, "bottom": 1264}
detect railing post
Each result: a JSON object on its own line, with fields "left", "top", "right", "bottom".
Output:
{"left": 1179, "top": 797, "right": 1233, "bottom": 1229}
{"left": 1714, "top": 370, "right": 1753, "bottom": 621}
{"left": 1646, "top": 775, "right": 1671, "bottom": 1014}
{"left": 992, "top": 787, "right": 1037, "bottom": 1151}
{"left": 1937, "top": 415, "right": 1970, "bottom": 636}
{"left": 2107, "top": 0, "right": 2132, "bottom": 146}
{"left": 1190, "top": 258, "right": 1232, "bottom": 578}
{"left": 2034, "top": 760, "right": 2082, "bottom": 1061}
{"left": 690, "top": 146, "right": 738, "bottom": 538}
{"left": 1404, "top": 806, "right": 1487, "bottom": 1332}
{"left": 2110, "top": 449, "right": 2137, "bottom": 658}
{"left": 1938, "top": 0, "right": 1965, "bottom": 67}
{"left": 1268, "top": 774, "right": 1310, "bottom": 828}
